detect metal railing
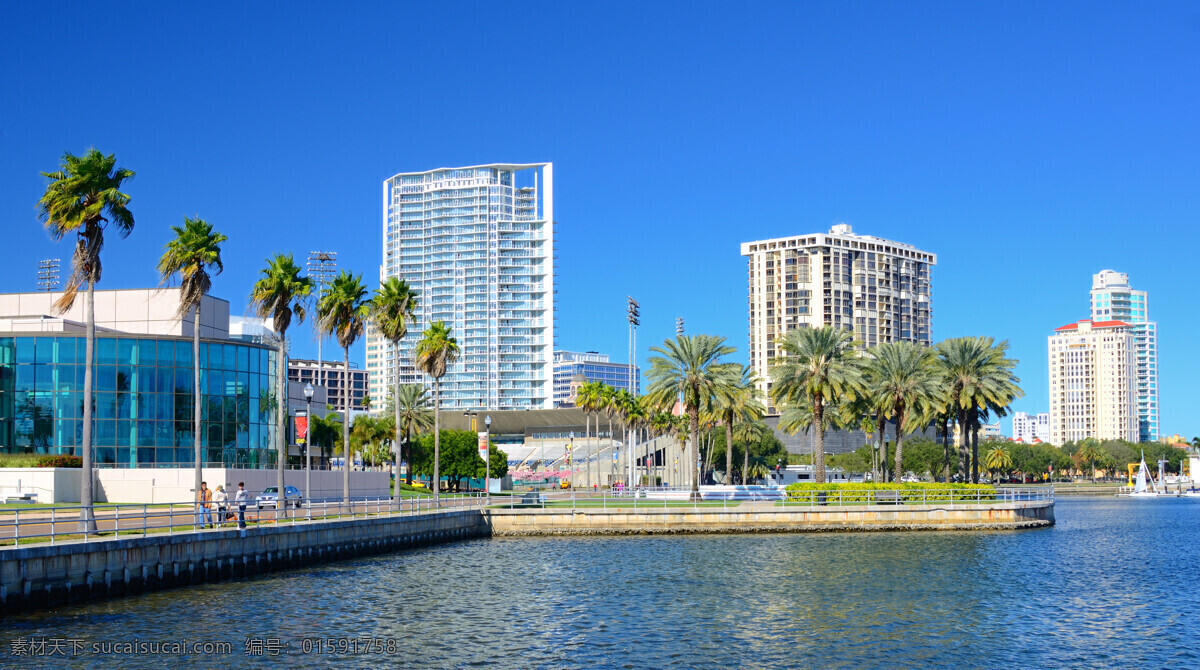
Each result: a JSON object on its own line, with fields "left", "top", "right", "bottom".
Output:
{"left": 0, "top": 493, "right": 491, "bottom": 548}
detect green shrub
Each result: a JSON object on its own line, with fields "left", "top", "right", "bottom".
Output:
{"left": 784, "top": 482, "right": 996, "bottom": 503}
{"left": 35, "top": 455, "right": 83, "bottom": 468}
{"left": 0, "top": 454, "right": 42, "bottom": 468}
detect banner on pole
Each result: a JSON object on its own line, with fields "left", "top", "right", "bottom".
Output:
{"left": 295, "top": 413, "right": 309, "bottom": 445}
{"left": 478, "top": 432, "right": 488, "bottom": 462}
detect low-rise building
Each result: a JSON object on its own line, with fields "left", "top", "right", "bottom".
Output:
{"left": 552, "top": 351, "right": 639, "bottom": 407}
{"left": 1012, "top": 412, "right": 1050, "bottom": 444}
{"left": 287, "top": 359, "right": 368, "bottom": 411}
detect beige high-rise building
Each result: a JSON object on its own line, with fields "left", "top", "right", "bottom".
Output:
{"left": 1048, "top": 319, "right": 1138, "bottom": 444}
{"left": 741, "top": 224, "right": 936, "bottom": 407}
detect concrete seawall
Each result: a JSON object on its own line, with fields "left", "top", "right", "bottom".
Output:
{"left": 1, "top": 501, "right": 1053, "bottom": 615}
{"left": 484, "top": 501, "right": 1055, "bottom": 535}
{"left": 0, "top": 510, "right": 488, "bottom": 615}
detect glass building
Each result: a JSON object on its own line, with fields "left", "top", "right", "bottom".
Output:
{"left": 552, "top": 351, "right": 640, "bottom": 408}
{"left": 1090, "top": 270, "right": 1158, "bottom": 442}
{"left": 0, "top": 335, "right": 280, "bottom": 467}
{"left": 367, "top": 163, "right": 554, "bottom": 411}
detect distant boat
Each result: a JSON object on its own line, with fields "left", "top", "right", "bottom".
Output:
{"left": 1119, "top": 453, "right": 1159, "bottom": 498}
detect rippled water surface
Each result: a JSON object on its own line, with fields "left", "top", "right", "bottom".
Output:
{"left": 3, "top": 497, "right": 1199, "bottom": 668}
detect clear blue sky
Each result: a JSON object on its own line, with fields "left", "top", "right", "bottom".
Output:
{"left": 2, "top": 2, "right": 1197, "bottom": 437}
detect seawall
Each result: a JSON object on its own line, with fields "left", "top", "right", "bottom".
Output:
{"left": 484, "top": 500, "right": 1055, "bottom": 535}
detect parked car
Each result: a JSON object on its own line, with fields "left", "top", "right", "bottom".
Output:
{"left": 256, "top": 485, "right": 303, "bottom": 509}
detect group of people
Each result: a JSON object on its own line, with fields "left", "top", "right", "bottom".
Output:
{"left": 195, "top": 481, "right": 250, "bottom": 529}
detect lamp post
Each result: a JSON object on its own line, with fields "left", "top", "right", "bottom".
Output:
{"left": 303, "top": 383, "right": 314, "bottom": 520}
{"left": 569, "top": 431, "right": 576, "bottom": 490}
{"left": 484, "top": 414, "right": 492, "bottom": 502}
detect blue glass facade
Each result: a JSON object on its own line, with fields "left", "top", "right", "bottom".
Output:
{"left": 0, "top": 335, "right": 280, "bottom": 467}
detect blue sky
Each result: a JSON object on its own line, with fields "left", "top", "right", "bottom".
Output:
{"left": 2, "top": 2, "right": 1197, "bottom": 437}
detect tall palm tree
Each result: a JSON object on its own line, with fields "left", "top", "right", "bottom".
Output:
{"left": 770, "top": 326, "right": 863, "bottom": 483}
{"left": 575, "top": 380, "right": 606, "bottom": 482}
{"left": 866, "top": 342, "right": 941, "bottom": 486}
{"left": 317, "top": 271, "right": 372, "bottom": 502}
{"left": 597, "top": 383, "right": 617, "bottom": 482}
{"left": 715, "top": 364, "right": 764, "bottom": 485}
{"left": 984, "top": 444, "right": 1013, "bottom": 481}
{"left": 38, "top": 149, "right": 135, "bottom": 531}
{"left": 370, "top": 276, "right": 419, "bottom": 500}
{"left": 645, "top": 334, "right": 736, "bottom": 499}
{"left": 940, "top": 337, "right": 1022, "bottom": 483}
{"left": 249, "top": 254, "right": 313, "bottom": 505}
{"left": 157, "top": 217, "right": 227, "bottom": 503}
{"left": 394, "top": 383, "right": 433, "bottom": 488}
{"left": 414, "top": 321, "right": 460, "bottom": 501}
{"left": 733, "top": 420, "right": 770, "bottom": 484}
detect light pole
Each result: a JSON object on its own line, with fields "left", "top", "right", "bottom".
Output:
{"left": 569, "top": 431, "right": 576, "bottom": 490}
{"left": 627, "top": 296, "right": 639, "bottom": 487}
{"left": 303, "top": 382, "right": 314, "bottom": 520}
{"left": 484, "top": 414, "right": 492, "bottom": 501}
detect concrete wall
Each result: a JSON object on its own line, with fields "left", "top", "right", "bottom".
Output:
{"left": 0, "top": 510, "right": 487, "bottom": 615}
{"left": 0, "top": 289, "right": 230, "bottom": 338}
{"left": 485, "top": 500, "right": 1055, "bottom": 535}
{"left": 0, "top": 468, "right": 389, "bottom": 503}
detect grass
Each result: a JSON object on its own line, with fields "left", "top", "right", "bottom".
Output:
{"left": 0, "top": 454, "right": 45, "bottom": 468}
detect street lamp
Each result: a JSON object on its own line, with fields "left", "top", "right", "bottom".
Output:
{"left": 569, "top": 431, "right": 576, "bottom": 490}
{"left": 484, "top": 415, "right": 492, "bottom": 501}
{"left": 303, "top": 383, "right": 314, "bottom": 520}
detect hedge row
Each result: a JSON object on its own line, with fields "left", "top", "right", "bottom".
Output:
{"left": 35, "top": 455, "right": 83, "bottom": 468}
{"left": 784, "top": 482, "right": 996, "bottom": 503}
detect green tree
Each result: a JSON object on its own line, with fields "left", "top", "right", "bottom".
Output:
{"left": 770, "top": 326, "right": 863, "bottom": 484}
{"left": 317, "top": 271, "right": 372, "bottom": 501}
{"left": 249, "top": 254, "right": 313, "bottom": 502}
{"left": 38, "top": 148, "right": 135, "bottom": 531}
{"left": 984, "top": 444, "right": 1013, "bottom": 481}
{"left": 394, "top": 383, "right": 433, "bottom": 487}
{"left": 575, "top": 380, "right": 608, "bottom": 476}
{"left": 939, "top": 336, "right": 1022, "bottom": 483}
{"left": 414, "top": 321, "right": 460, "bottom": 501}
{"left": 309, "top": 411, "right": 341, "bottom": 467}
{"left": 714, "top": 364, "right": 764, "bottom": 485}
{"left": 865, "top": 342, "right": 941, "bottom": 484}
{"left": 370, "top": 277, "right": 419, "bottom": 498}
{"left": 157, "top": 216, "right": 227, "bottom": 504}
{"left": 645, "top": 334, "right": 736, "bottom": 499}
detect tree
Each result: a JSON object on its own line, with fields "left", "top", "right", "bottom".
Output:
{"left": 414, "top": 321, "right": 460, "bottom": 501}
{"left": 309, "top": 411, "right": 341, "bottom": 467}
{"left": 317, "top": 271, "right": 372, "bottom": 502}
{"left": 575, "top": 380, "right": 608, "bottom": 481}
{"left": 645, "top": 334, "right": 736, "bottom": 499}
{"left": 984, "top": 444, "right": 1013, "bottom": 481}
{"left": 939, "top": 336, "right": 1022, "bottom": 483}
{"left": 394, "top": 383, "right": 433, "bottom": 486}
{"left": 370, "top": 277, "right": 419, "bottom": 500}
{"left": 38, "top": 148, "right": 135, "bottom": 532}
{"left": 157, "top": 216, "right": 227, "bottom": 508}
{"left": 770, "top": 326, "right": 863, "bottom": 483}
{"left": 1077, "top": 439, "right": 1102, "bottom": 482}
{"left": 249, "top": 254, "right": 313, "bottom": 505}
{"left": 714, "top": 364, "right": 764, "bottom": 484}
{"left": 865, "top": 342, "right": 941, "bottom": 485}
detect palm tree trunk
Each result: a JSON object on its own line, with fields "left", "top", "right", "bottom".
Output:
{"left": 941, "top": 415, "right": 951, "bottom": 483}
{"left": 193, "top": 301, "right": 202, "bottom": 513}
{"left": 342, "top": 347, "right": 351, "bottom": 502}
{"left": 725, "top": 420, "right": 733, "bottom": 485}
{"left": 394, "top": 350, "right": 402, "bottom": 505}
{"left": 277, "top": 335, "right": 286, "bottom": 514}
{"left": 970, "top": 411, "right": 980, "bottom": 484}
{"left": 688, "top": 406, "right": 700, "bottom": 499}
{"left": 80, "top": 280, "right": 96, "bottom": 533}
{"left": 742, "top": 436, "right": 749, "bottom": 485}
{"left": 607, "top": 415, "right": 614, "bottom": 485}
{"left": 957, "top": 408, "right": 969, "bottom": 481}
{"left": 432, "top": 378, "right": 440, "bottom": 501}
{"left": 876, "top": 414, "right": 887, "bottom": 483}
{"left": 813, "top": 397, "right": 826, "bottom": 484}
{"left": 893, "top": 408, "right": 905, "bottom": 484}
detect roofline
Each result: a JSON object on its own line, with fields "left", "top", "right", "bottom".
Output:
{"left": 384, "top": 162, "right": 550, "bottom": 183}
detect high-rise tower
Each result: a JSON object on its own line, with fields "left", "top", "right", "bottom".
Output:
{"left": 1089, "top": 270, "right": 1158, "bottom": 442}
{"left": 367, "top": 163, "right": 554, "bottom": 411}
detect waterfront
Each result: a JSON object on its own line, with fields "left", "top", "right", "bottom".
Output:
{"left": 2, "top": 497, "right": 1197, "bottom": 668}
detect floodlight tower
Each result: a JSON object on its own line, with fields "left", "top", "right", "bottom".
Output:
{"left": 37, "top": 259, "right": 60, "bottom": 292}
{"left": 307, "top": 251, "right": 338, "bottom": 390}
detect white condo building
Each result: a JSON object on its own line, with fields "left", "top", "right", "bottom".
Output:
{"left": 367, "top": 163, "right": 554, "bottom": 411}
{"left": 1012, "top": 411, "right": 1050, "bottom": 443}
{"left": 1048, "top": 319, "right": 1138, "bottom": 444}
{"left": 1089, "top": 270, "right": 1158, "bottom": 442}
{"left": 741, "top": 224, "right": 936, "bottom": 406}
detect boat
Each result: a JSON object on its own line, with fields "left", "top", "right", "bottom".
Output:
{"left": 1118, "top": 453, "right": 1160, "bottom": 498}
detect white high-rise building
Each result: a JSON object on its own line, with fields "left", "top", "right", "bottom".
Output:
{"left": 1012, "top": 412, "right": 1050, "bottom": 443}
{"left": 1089, "top": 270, "right": 1158, "bottom": 442}
{"left": 367, "top": 163, "right": 554, "bottom": 411}
{"left": 1048, "top": 319, "right": 1138, "bottom": 444}
{"left": 741, "top": 224, "right": 936, "bottom": 406}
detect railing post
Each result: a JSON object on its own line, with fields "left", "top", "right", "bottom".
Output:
{"left": 15, "top": 509, "right": 20, "bottom": 546}
{"left": 143, "top": 503, "right": 148, "bottom": 537}
{"left": 49, "top": 508, "right": 53, "bottom": 545}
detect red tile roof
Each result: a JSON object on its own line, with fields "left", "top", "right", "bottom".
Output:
{"left": 1054, "top": 319, "right": 1131, "bottom": 332}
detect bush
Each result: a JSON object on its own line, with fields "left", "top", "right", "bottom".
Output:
{"left": 0, "top": 454, "right": 42, "bottom": 468}
{"left": 784, "top": 482, "right": 996, "bottom": 503}
{"left": 35, "top": 455, "right": 83, "bottom": 468}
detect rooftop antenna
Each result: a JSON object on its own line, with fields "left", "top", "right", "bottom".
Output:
{"left": 306, "top": 251, "right": 338, "bottom": 390}
{"left": 37, "top": 259, "right": 60, "bottom": 292}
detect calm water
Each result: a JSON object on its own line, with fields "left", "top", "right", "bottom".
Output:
{"left": 3, "top": 497, "right": 1199, "bottom": 668}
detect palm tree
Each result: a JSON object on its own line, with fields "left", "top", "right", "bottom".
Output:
{"left": 309, "top": 411, "right": 341, "bottom": 467}
{"left": 645, "top": 334, "right": 736, "bottom": 499}
{"left": 317, "top": 271, "right": 372, "bottom": 502}
{"left": 394, "top": 383, "right": 433, "bottom": 488}
{"left": 414, "top": 321, "right": 460, "bottom": 501}
{"left": 734, "top": 420, "right": 770, "bottom": 484}
{"left": 769, "top": 326, "right": 863, "bottom": 483}
{"left": 370, "top": 276, "right": 419, "bottom": 500}
{"left": 157, "top": 217, "right": 227, "bottom": 504}
{"left": 939, "top": 337, "right": 1022, "bottom": 483}
{"left": 715, "top": 364, "right": 764, "bottom": 485}
{"left": 984, "top": 444, "right": 1013, "bottom": 482}
{"left": 1077, "top": 439, "right": 1102, "bottom": 482}
{"left": 249, "top": 254, "right": 312, "bottom": 506}
{"left": 38, "top": 149, "right": 135, "bottom": 531}
{"left": 575, "top": 381, "right": 607, "bottom": 483}
{"left": 865, "top": 342, "right": 941, "bottom": 486}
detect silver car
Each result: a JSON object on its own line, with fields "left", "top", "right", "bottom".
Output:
{"left": 256, "top": 485, "right": 303, "bottom": 509}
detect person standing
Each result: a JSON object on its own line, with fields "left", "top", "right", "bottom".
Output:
{"left": 213, "top": 485, "right": 228, "bottom": 526}
{"left": 235, "top": 482, "right": 249, "bottom": 529}
{"left": 196, "top": 481, "right": 213, "bottom": 528}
